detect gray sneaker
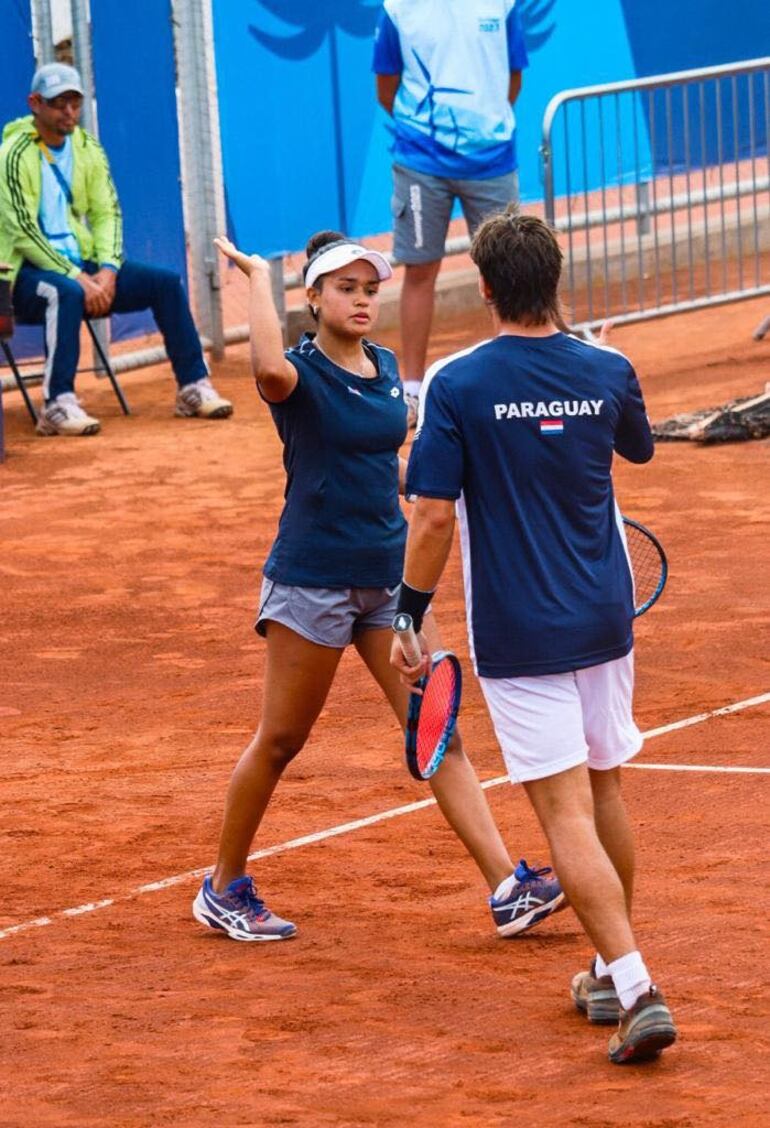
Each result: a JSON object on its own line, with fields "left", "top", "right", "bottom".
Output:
{"left": 192, "top": 875, "right": 296, "bottom": 941}
{"left": 36, "top": 392, "right": 100, "bottom": 436}
{"left": 175, "top": 377, "right": 233, "bottom": 419}
{"left": 608, "top": 985, "right": 677, "bottom": 1064}
{"left": 571, "top": 958, "right": 620, "bottom": 1024}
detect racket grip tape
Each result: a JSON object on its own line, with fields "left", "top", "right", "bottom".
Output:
{"left": 393, "top": 613, "right": 423, "bottom": 666}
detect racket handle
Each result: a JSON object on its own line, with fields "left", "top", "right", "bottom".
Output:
{"left": 393, "top": 612, "right": 423, "bottom": 666}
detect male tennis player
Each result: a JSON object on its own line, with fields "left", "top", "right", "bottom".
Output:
{"left": 390, "top": 214, "right": 677, "bottom": 1064}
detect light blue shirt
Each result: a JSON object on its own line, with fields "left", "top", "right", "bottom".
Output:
{"left": 38, "top": 137, "right": 81, "bottom": 265}
{"left": 373, "top": 0, "right": 529, "bottom": 180}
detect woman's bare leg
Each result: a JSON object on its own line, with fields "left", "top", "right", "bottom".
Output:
{"left": 354, "top": 617, "right": 515, "bottom": 891}
{"left": 212, "top": 623, "right": 343, "bottom": 892}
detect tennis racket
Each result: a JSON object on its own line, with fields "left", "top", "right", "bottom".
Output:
{"left": 622, "top": 516, "right": 668, "bottom": 616}
{"left": 393, "top": 612, "right": 462, "bottom": 781}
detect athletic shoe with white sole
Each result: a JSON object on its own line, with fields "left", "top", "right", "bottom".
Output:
{"left": 571, "top": 958, "right": 620, "bottom": 1024}
{"left": 36, "top": 392, "right": 100, "bottom": 436}
{"left": 175, "top": 377, "right": 233, "bottom": 419}
{"left": 489, "top": 858, "right": 567, "bottom": 937}
{"left": 192, "top": 875, "right": 297, "bottom": 941}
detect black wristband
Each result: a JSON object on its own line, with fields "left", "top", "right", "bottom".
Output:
{"left": 395, "top": 581, "right": 435, "bottom": 633}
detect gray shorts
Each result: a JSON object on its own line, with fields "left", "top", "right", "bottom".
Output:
{"left": 391, "top": 163, "right": 519, "bottom": 264}
{"left": 255, "top": 578, "right": 400, "bottom": 648}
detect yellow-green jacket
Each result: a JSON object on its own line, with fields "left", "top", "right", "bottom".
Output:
{"left": 0, "top": 115, "right": 123, "bottom": 285}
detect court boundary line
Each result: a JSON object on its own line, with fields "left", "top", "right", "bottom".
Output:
{"left": 1, "top": 690, "right": 768, "bottom": 943}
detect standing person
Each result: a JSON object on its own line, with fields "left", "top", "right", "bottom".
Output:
{"left": 0, "top": 63, "right": 232, "bottom": 436}
{"left": 192, "top": 228, "right": 565, "bottom": 942}
{"left": 373, "top": 0, "right": 528, "bottom": 424}
{"left": 391, "top": 214, "right": 677, "bottom": 1064}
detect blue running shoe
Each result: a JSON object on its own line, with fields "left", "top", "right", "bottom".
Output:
{"left": 193, "top": 875, "right": 297, "bottom": 941}
{"left": 489, "top": 859, "right": 566, "bottom": 938}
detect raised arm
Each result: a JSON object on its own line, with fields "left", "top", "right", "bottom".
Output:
{"left": 213, "top": 236, "right": 297, "bottom": 402}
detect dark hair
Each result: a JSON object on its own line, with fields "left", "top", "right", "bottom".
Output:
{"left": 302, "top": 229, "right": 349, "bottom": 321}
{"left": 470, "top": 213, "right": 562, "bottom": 326}
{"left": 302, "top": 229, "right": 349, "bottom": 282}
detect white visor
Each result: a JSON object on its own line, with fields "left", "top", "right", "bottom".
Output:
{"left": 305, "top": 243, "right": 392, "bottom": 290}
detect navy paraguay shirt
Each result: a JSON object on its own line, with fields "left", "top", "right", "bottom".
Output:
{"left": 406, "top": 333, "right": 654, "bottom": 678}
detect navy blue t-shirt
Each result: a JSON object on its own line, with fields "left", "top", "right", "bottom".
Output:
{"left": 406, "top": 334, "right": 654, "bottom": 678}
{"left": 263, "top": 334, "right": 408, "bottom": 588}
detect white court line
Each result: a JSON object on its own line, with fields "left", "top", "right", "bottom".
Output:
{"left": 1, "top": 690, "right": 768, "bottom": 942}
{"left": 627, "top": 763, "right": 770, "bottom": 774}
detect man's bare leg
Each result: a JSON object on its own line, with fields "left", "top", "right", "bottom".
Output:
{"left": 589, "top": 766, "right": 634, "bottom": 913}
{"left": 523, "top": 763, "right": 636, "bottom": 963}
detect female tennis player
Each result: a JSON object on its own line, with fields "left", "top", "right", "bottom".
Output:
{"left": 192, "top": 229, "right": 564, "bottom": 941}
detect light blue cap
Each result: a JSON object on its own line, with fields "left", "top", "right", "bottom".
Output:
{"left": 31, "top": 63, "right": 84, "bottom": 100}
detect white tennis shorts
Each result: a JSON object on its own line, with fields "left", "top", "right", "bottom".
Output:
{"left": 480, "top": 652, "right": 643, "bottom": 784}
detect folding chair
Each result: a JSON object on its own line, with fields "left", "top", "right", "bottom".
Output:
{"left": 0, "top": 316, "right": 130, "bottom": 424}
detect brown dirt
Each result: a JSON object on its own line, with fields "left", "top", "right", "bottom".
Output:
{"left": 1, "top": 293, "right": 769, "bottom": 1126}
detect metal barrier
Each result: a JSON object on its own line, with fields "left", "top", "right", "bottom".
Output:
{"left": 541, "top": 57, "right": 770, "bottom": 333}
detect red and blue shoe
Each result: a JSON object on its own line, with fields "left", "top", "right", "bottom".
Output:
{"left": 193, "top": 875, "right": 297, "bottom": 941}
{"left": 489, "top": 859, "right": 566, "bottom": 937}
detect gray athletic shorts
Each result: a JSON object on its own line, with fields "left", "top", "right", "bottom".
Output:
{"left": 255, "top": 578, "right": 400, "bottom": 648}
{"left": 391, "top": 163, "right": 519, "bottom": 264}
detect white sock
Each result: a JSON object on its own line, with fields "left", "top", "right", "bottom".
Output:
{"left": 594, "top": 953, "right": 610, "bottom": 979}
{"left": 607, "top": 950, "right": 651, "bottom": 1011}
{"left": 492, "top": 872, "right": 520, "bottom": 902}
{"left": 403, "top": 379, "right": 422, "bottom": 397}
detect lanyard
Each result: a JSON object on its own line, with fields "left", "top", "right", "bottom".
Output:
{"left": 38, "top": 138, "right": 74, "bottom": 206}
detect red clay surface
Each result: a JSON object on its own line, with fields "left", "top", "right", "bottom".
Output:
{"left": 1, "top": 293, "right": 769, "bottom": 1126}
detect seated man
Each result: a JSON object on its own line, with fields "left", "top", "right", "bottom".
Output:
{"left": 0, "top": 63, "right": 232, "bottom": 436}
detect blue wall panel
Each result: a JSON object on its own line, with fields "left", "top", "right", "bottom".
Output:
{"left": 619, "top": 0, "right": 770, "bottom": 78}
{"left": 214, "top": 1, "right": 769, "bottom": 258}
{"left": 620, "top": 1, "right": 769, "bottom": 173}
{"left": 213, "top": 0, "right": 643, "bottom": 255}
{"left": 91, "top": 0, "right": 187, "bottom": 342}
{"left": 0, "top": 2, "right": 35, "bottom": 122}
{"left": 213, "top": 0, "right": 383, "bottom": 254}
{"left": 0, "top": 1, "right": 43, "bottom": 359}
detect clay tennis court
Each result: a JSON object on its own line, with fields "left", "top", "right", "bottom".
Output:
{"left": 1, "top": 293, "right": 768, "bottom": 1125}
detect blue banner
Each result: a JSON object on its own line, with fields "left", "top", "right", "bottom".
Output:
{"left": 212, "top": 0, "right": 641, "bottom": 254}
{"left": 0, "top": 2, "right": 35, "bottom": 122}
{"left": 91, "top": 0, "right": 187, "bottom": 342}
{"left": 0, "top": 1, "right": 41, "bottom": 359}
{"left": 214, "top": 0, "right": 769, "bottom": 257}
